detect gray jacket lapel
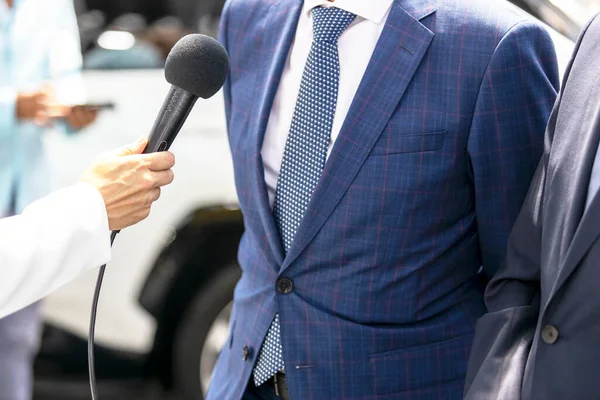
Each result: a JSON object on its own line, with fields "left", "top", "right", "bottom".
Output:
{"left": 544, "top": 86, "right": 600, "bottom": 304}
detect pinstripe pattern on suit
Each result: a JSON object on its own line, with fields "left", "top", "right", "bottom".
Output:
{"left": 208, "top": 0, "right": 559, "bottom": 399}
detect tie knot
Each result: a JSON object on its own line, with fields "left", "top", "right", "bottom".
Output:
{"left": 311, "top": 6, "right": 356, "bottom": 43}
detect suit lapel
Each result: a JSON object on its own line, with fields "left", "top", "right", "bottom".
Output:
{"left": 247, "top": 0, "right": 303, "bottom": 266}
{"left": 549, "top": 120, "right": 600, "bottom": 300}
{"left": 282, "top": 0, "right": 436, "bottom": 270}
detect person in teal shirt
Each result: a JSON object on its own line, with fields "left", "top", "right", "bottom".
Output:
{"left": 0, "top": 0, "right": 96, "bottom": 398}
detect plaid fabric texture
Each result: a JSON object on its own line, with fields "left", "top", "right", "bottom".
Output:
{"left": 207, "top": 0, "right": 560, "bottom": 399}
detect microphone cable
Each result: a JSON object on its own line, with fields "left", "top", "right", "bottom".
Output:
{"left": 88, "top": 230, "right": 119, "bottom": 400}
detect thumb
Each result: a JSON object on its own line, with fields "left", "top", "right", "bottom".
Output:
{"left": 33, "top": 110, "right": 50, "bottom": 127}
{"left": 116, "top": 136, "right": 148, "bottom": 156}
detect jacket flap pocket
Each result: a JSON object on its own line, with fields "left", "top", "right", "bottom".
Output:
{"left": 370, "top": 333, "right": 472, "bottom": 395}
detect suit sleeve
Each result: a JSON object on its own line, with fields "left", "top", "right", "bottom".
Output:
{"left": 0, "top": 183, "right": 111, "bottom": 319}
{"left": 467, "top": 21, "right": 559, "bottom": 281}
{"left": 218, "top": 0, "right": 233, "bottom": 132}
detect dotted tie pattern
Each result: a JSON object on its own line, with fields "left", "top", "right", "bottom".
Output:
{"left": 252, "top": 6, "right": 356, "bottom": 387}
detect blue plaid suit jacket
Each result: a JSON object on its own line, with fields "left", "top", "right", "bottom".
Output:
{"left": 208, "top": 0, "right": 559, "bottom": 398}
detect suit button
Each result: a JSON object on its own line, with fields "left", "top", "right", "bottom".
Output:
{"left": 276, "top": 278, "right": 293, "bottom": 294}
{"left": 242, "top": 345, "right": 251, "bottom": 361}
{"left": 542, "top": 325, "right": 559, "bottom": 344}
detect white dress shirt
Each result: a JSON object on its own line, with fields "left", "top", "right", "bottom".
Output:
{"left": 0, "top": 183, "right": 110, "bottom": 319}
{"left": 261, "top": 0, "right": 393, "bottom": 206}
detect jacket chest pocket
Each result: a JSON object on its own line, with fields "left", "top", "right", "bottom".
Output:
{"left": 370, "top": 131, "right": 447, "bottom": 156}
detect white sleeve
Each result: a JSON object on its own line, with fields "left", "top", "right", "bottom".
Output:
{"left": 0, "top": 182, "right": 111, "bottom": 318}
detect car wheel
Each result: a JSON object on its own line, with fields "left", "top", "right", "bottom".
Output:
{"left": 173, "top": 263, "right": 241, "bottom": 399}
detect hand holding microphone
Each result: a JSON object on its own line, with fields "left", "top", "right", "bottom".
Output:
{"left": 79, "top": 137, "right": 175, "bottom": 230}
{"left": 82, "top": 32, "right": 229, "bottom": 233}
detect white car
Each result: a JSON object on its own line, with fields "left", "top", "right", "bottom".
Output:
{"left": 36, "top": 12, "right": 576, "bottom": 400}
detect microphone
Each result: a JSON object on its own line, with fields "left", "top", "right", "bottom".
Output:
{"left": 88, "top": 33, "right": 230, "bottom": 400}
{"left": 143, "top": 33, "right": 230, "bottom": 153}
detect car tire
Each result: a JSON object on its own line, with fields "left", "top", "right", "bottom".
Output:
{"left": 172, "top": 263, "right": 241, "bottom": 400}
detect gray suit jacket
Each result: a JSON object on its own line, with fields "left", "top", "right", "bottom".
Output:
{"left": 464, "top": 13, "right": 600, "bottom": 400}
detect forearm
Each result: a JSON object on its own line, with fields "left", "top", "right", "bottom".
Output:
{"left": 0, "top": 183, "right": 111, "bottom": 318}
{"left": 485, "top": 156, "right": 547, "bottom": 311}
{"left": 468, "top": 20, "right": 558, "bottom": 281}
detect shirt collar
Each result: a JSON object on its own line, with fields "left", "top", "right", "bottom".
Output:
{"left": 304, "top": 0, "right": 394, "bottom": 24}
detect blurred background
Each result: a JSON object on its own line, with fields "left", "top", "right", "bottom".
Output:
{"left": 75, "top": 0, "right": 224, "bottom": 70}
{"left": 73, "top": 0, "right": 600, "bottom": 71}
{"left": 10, "top": 0, "right": 596, "bottom": 399}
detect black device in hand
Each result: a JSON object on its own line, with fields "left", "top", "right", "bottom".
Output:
{"left": 75, "top": 102, "right": 116, "bottom": 112}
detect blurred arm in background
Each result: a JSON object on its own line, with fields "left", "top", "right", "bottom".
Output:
{"left": 47, "top": 0, "right": 96, "bottom": 130}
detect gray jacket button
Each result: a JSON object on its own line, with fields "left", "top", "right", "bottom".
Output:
{"left": 541, "top": 325, "right": 559, "bottom": 344}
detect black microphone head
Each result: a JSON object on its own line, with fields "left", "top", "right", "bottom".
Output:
{"left": 164, "top": 34, "right": 230, "bottom": 99}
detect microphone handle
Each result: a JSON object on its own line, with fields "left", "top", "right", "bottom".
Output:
{"left": 144, "top": 86, "right": 198, "bottom": 154}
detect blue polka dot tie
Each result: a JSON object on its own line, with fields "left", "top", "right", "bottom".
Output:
{"left": 253, "top": 6, "right": 356, "bottom": 387}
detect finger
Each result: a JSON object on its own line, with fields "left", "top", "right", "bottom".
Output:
{"left": 150, "top": 187, "right": 161, "bottom": 203}
{"left": 65, "top": 109, "right": 80, "bottom": 127}
{"left": 84, "top": 109, "right": 98, "bottom": 124}
{"left": 71, "top": 108, "right": 87, "bottom": 127}
{"left": 137, "top": 207, "right": 151, "bottom": 221}
{"left": 141, "top": 151, "right": 175, "bottom": 171}
{"left": 79, "top": 109, "right": 97, "bottom": 128}
{"left": 44, "top": 103, "right": 70, "bottom": 118}
{"left": 34, "top": 110, "right": 50, "bottom": 127}
{"left": 143, "top": 187, "right": 162, "bottom": 205}
{"left": 148, "top": 169, "right": 174, "bottom": 188}
{"left": 115, "top": 137, "right": 148, "bottom": 156}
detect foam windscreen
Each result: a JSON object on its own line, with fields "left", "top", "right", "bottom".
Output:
{"left": 164, "top": 34, "right": 230, "bottom": 99}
